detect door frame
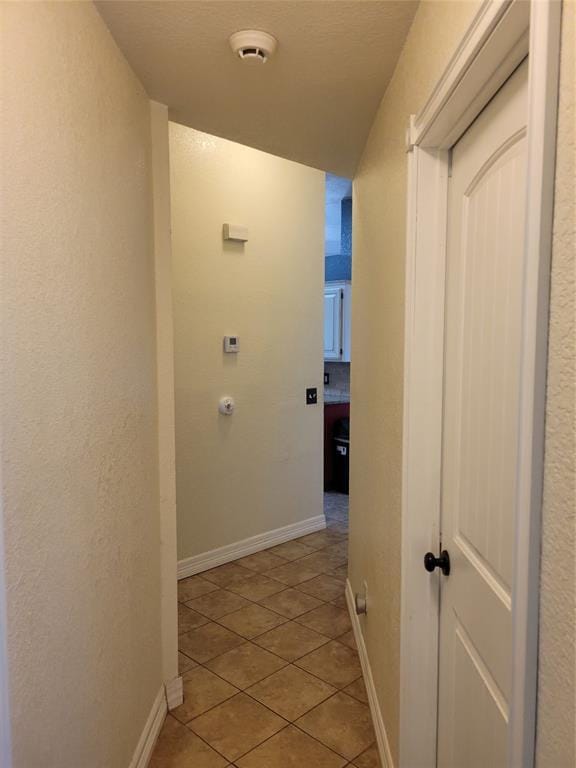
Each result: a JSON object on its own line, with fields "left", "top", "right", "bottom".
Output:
{"left": 399, "top": 1, "right": 562, "bottom": 766}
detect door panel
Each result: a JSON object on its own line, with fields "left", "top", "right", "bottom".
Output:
{"left": 437, "top": 59, "right": 528, "bottom": 768}
{"left": 324, "top": 286, "right": 342, "bottom": 360}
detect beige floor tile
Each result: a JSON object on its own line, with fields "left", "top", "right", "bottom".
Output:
{"left": 246, "top": 664, "right": 336, "bottom": 721}
{"left": 266, "top": 560, "right": 323, "bottom": 586}
{"left": 295, "top": 640, "right": 362, "bottom": 688}
{"left": 268, "top": 540, "right": 316, "bottom": 561}
{"left": 259, "top": 588, "right": 323, "bottom": 619}
{"left": 171, "top": 667, "right": 238, "bottom": 723}
{"left": 331, "top": 594, "right": 348, "bottom": 609}
{"left": 295, "top": 692, "right": 374, "bottom": 761}
{"left": 296, "top": 604, "right": 351, "bottom": 638}
{"left": 178, "top": 575, "right": 219, "bottom": 603}
{"left": 202, "top": 562, "right": 254, "bottom": 589}
{"left": 227, "top": 574, "right": 286, "bottom": 601}
{"left": 236, "top": 550, "right": 288, "bottom": 572}
{"left": 298, "top": 550, "right": 348, "bottom": 574}
{"left": 324, "top": 541, "right": 349, "bottom": 559}
{"left": 343, "top": 677, "right": 368, "bottom": 704}
{"left": 186, "top": 589, "right": 251, "bottom": 620}
{"left": 326, "top": 520, "right": 349, "bottom": 535}
{"left": 236, "top": 724, "right": 347, "bottom": 768}
{"left": 353, "top": 743, "right": 382, "bottom": 767}
{"left": 297, "top": 574, "right": 345, "bottom": 602}
{"left": 297, "top": 530, "right": 346, "bottom": 550}
{"left": 189, "top": 693, "right": 287, "bottom": 762}
{"left": 326, "top": 515, "right": 349, "bottom": 527}
{"left": 179, "top": 622, "right": 244, "bottom": 663}
{"left": 329, "top": 564, "right": 348, "bottom": 581}
{"left": 217, "top": 604, "right": 287, "bottom": 638}
{"left": 178, "top": 603, "right": 210, "bottom": 634}
{"left": 338, "top": 630, "right": 357, "bottom": 650}
{"left": 253, "top": 621, "right": 330, "bottom": 661}
{"left": 206, "top": 642, "right": 287, "bottom": 689}
{"left": 149, "top": 714, "right": 228, "bottom": 768}
{"left": 178, "top": 651, "right": 197, "bottom": 675}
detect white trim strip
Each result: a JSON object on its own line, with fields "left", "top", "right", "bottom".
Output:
{"left": 346, "top": 580, "right": 394, "bottom": 768}
{"left": 177, "top": 515, "right": 326, "bottom": 579}
{"left": 509, "top": 1, "right": 562, "bottom": 764}
{"left": 165, "top": 676, "right": 184, "bottom": 711}
{"left": 128, "top": 686, "right": 167, "bottom": 768}
{"left": 412, "top": 0, "right": 529, "bottom": 149}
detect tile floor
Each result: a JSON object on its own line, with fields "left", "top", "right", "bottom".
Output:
{"left": 151, "top": 492, "right": 381, "bottom": 768}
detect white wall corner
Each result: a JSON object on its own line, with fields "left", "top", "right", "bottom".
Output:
{"left": 149, "top": 99, "right": 179, "bottom": 686}
{"left": 345, "top": 580, "right": 395, "bottom": 768}
{"left": 128, "top": 686, "right": 167, "bottom": 768}
{"left": 165, "top": 676, "right": 184, "bottom": 711}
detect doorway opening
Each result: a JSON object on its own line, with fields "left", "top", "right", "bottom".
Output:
{"left": 162, "top": 124, "right": 373, "bottom": 765}
{"left": 323, "top": 173, "right": 353, "bottom": 528}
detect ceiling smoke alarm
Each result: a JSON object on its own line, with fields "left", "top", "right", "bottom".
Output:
{"left": 229, "top": 30, "right": 277, "bottom": 64}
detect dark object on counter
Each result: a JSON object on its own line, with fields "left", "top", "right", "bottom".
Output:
{"left": 324, "top": 402, "right": 350, "bottom": 490}
{"left": 333, "top": 417, "right": 350, "bottom": 495}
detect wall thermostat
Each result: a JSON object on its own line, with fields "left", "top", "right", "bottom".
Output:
{"left": 223, "top": 336, "right": 240, "bottom": 353}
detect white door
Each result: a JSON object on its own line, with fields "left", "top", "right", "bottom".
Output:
{"left": 324, "top": 286, "right": 342, "bottom": 360}
{"left": 436, "top": 59, "right": 528, "bottom": 767}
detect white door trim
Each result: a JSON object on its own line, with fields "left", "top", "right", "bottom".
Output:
{"left": 399, "top": 2, "right": 562, "bottom": 767}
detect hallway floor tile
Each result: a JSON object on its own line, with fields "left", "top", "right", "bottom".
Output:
{"left": 151, "top": 492, "right": 382, "bottom": 768}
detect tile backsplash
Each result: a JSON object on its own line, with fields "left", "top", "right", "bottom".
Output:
{"left": 324, "top": 362, "right": 350, "bottom": 402}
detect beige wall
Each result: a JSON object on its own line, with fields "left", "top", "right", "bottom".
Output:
{"left": 170, "top": 125, "right": 324, "bottom": 561}
{"left": 0, "top": 4, "right": 163, "bottom": 767}
{"left": 351, "top": 0, "right": 575, "bottom": 764}
{"left": 536, "top": 1, "right": 575, "bottom": 765}
{"left": 349, "top": 2, "right": 481, "bottom": 761}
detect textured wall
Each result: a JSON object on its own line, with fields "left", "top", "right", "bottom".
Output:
{"left": 350, "top": 0, "right": 575, "bottom": 763}
{"left": 349, "top": 1, "right": 481, "bottom": 761}
{"left": 0, "top": 4, "right": 162, "bottom": 766}
{"left": 536, "top": 1, "right": 576, "bottom": 765}
{"left": 170, "top": 125, "right": 325, "bottom": 561}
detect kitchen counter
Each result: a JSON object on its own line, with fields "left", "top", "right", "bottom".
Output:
{"left": 324, "top": 393, "right": 350, "bottom": 404}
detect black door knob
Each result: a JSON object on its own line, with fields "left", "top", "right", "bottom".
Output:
{"left": 424, "top": 550, "right": 451, "bottom": 576}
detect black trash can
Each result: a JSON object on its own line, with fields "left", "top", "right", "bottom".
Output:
{"left": 333, "top": 417, "right": 350, "bottom": 494}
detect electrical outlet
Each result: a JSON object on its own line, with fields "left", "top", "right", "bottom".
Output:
{"left": 306, "top": 387, "right": 318, "bottom": 405}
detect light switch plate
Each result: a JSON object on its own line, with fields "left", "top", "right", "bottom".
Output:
{"left": 306, "top": 387, "right": 318, "bottom": 405}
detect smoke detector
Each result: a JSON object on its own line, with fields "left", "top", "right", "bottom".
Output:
{"left": 229, "top": 30, "right": 277, "bottom": 64}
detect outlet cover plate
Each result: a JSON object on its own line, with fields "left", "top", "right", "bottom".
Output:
{"left": 306, "top": 387, "right": 318, "bottom": 405}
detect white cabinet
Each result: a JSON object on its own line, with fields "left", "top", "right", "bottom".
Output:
{"left": 324, "top": 281, "right": 351, "bottom": 362}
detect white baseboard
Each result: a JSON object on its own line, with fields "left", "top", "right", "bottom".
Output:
{"left": 346, "top": 579, "right": 394, "bottom": 768}
{"left": 165, "top": 675, "right": 183, "bottom": 710}
{"left": 177, "top": 514, "right": 326, "bottom": 580}
{"left": 128, "top": 685, "right": 167, "bottom": 768}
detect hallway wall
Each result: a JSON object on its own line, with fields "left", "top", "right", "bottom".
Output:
{"left": 0, "top": 4, "right": 163, "bottom": 766}
{"left": 348, "top": 0, "right": 484, "bottom": 762}
{"left": 536, "top": 1, "right": 575, "bottom": 764}
{"left": 170, "top": 126, "right": 324, "bottom": 562}
{"left": 350, "top": 0, "right": 575, "bottom": 764}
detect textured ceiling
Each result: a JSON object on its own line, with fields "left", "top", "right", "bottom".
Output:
{"left": 96, "top": 1, "right": 418, "bottom": 176}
